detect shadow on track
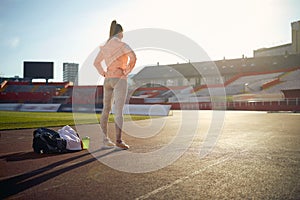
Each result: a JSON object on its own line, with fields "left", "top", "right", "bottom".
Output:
{"left": 0, "top": 148, "right": 119, "bottom": 199}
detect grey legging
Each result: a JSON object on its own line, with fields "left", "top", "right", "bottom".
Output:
{"left": 100, "top": 78, "right": 128, "bottom": 141}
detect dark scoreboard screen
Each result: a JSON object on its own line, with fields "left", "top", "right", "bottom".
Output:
{"left": 23, "top": 61, "right": 54, "bottom": 79}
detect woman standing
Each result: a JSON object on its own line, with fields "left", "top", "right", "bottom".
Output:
{"left": 94, "top": 20, "right": 137, "bottom": 150}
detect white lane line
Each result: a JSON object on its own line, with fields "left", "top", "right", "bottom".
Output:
{"left": 135, "top": 154, "right": 232, "bottom": 200}
{"left": 136, "top": 130, "right": 276, "bottom": 200}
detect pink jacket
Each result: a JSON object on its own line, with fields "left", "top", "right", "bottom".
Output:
{"left": 94, "top": 37, "right": 136, "bottom": 79}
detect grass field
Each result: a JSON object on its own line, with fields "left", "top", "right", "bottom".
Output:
{"left": 0, "top": 111, "right": 152, "bottom": 130}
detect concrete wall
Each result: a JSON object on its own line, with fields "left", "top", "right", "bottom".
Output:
{"left": 254, "top": 44, "right": 292, "bottom": 57}
{"left": 292, "top": 21, "right": 300, "bottom": 54}
{"left": 254, "top": 20, "right": 300, "bottom": 57}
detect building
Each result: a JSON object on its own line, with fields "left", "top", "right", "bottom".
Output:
{"left": 63, "top": 63, "right": 79, "bottom": 85}
{"left": 254, "top": 20, "right": 300, "bottom": 57}
{"left": 132, "top": 54, "right": 300, "bottom": 88}
{"left": 132, "top": 20, "right": 300, "bottom": 88}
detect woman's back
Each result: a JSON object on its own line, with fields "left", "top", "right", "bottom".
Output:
{"left": 101, "top": 37, "right": 128, "bottom": 72}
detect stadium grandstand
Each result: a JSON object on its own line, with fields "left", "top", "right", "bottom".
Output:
{"left": 0, "top": 81, "right": 66, "bottom": 103}
{"left": 131, "top": 54, "right": 300, "bottom": 97}
{"left": 129, "top": 20, "right": 300, "bottom": 111}
{"left": 0, "top": 54, "right": 299, "bottom": 111}
{"left": 0, "top": 56, "right": 299, "bottom": 112}
{"left": 129, "top": 56, "right": 300, "bottom": 111}
{"left": 0, "top": 81, "right": 103, "bottom": 104}
{"left": 0, "top": 20, "right": 299, "bottom": 112}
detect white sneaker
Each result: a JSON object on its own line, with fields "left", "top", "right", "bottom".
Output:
{"left": 102, "top": 138, "right": 115, "bottom": 148}
{"left": 116, "top": 141, "right": 130, "bottom": 150}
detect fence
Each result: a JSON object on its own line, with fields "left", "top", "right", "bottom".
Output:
{"left": 131, "top": 98, "right": 300, "bottom": 111}
{"left": 1, "top": 98, "right": 298, "bottom": 112}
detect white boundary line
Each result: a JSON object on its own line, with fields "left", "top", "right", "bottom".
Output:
{"left": 135, "top": 154, "right": 232, "bottom": 200}
{"left": 135, "top": 128, "right": 276, "bottom": 200}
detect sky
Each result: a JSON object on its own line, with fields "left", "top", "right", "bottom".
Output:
{"left": 0, "top": 0, "right": 299, "bottom": 84}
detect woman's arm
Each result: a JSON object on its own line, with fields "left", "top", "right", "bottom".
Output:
{"left": 93, "top": 49, "right": 106, "bottom": 77}
{"left": 123, "top": 45, "right": 137, "bottom": 76}
{"left": 128, "top": 50, "right": 137, "bottom": 71}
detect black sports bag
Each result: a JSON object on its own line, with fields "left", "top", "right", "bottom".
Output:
{"left": 32, "top": 127, "right": 67, "bottom": 154}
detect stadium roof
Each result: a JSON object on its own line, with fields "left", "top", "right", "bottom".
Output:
{"left": 133, "top": 61, "right": 219, "bottom": 80}
{"left": 132, "top": 54, "right": 300, "bottom": 80}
